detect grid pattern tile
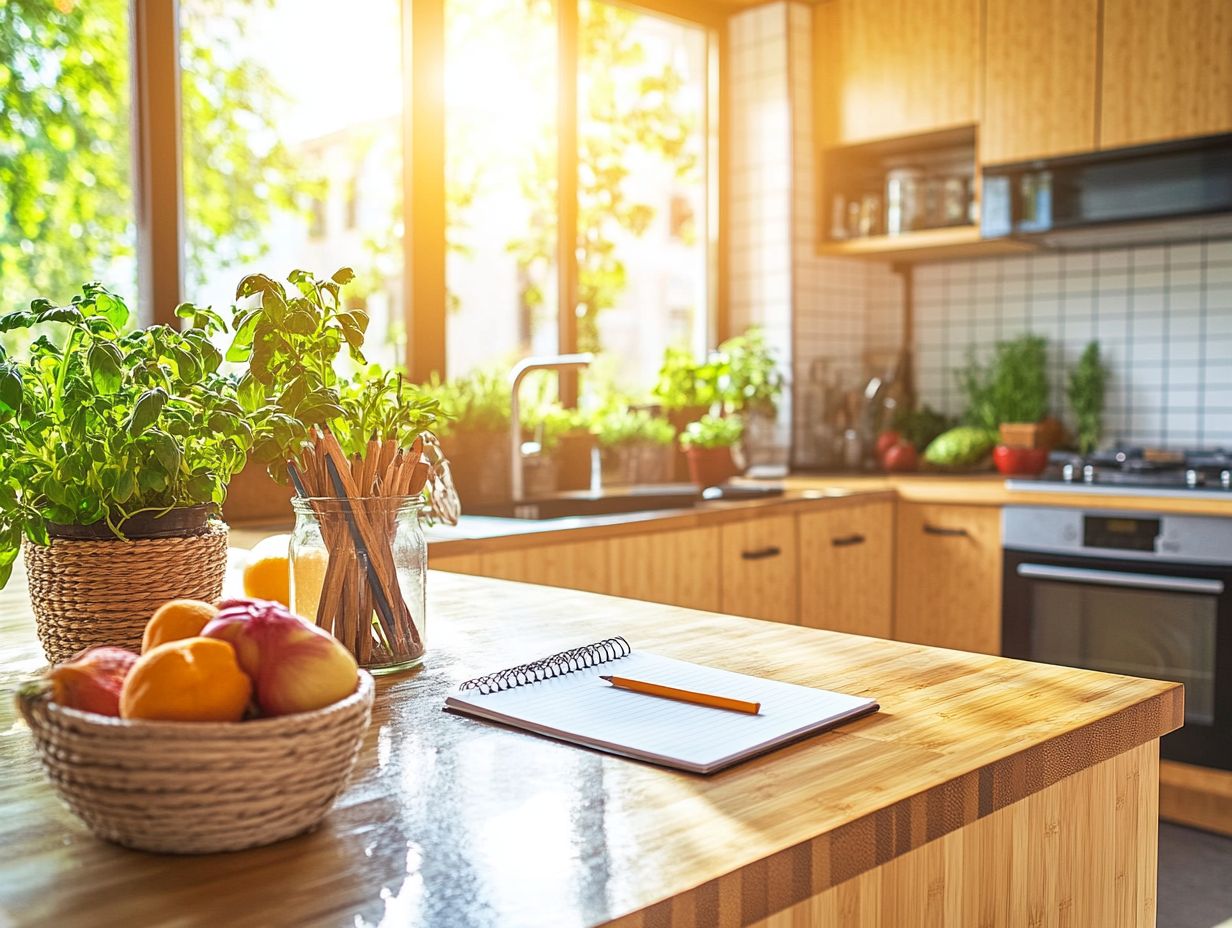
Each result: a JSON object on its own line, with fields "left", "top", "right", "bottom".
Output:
{"left": 913, "top": 240, "right": 1232, "bottom": 449}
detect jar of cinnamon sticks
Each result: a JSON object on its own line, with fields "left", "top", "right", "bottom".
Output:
{"left": 289, "top": 496, "right": 428, "bottom": 673}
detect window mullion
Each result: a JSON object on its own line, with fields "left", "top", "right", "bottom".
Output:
{"left": 557, "top": 0, "right": 580, "bottom": 405}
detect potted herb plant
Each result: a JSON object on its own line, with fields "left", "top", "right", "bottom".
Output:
{"left": 430, "top": 369, "right": 512, "bottom": 506}
{"left": 223, "top": 268, "right": 447, "bottom": 670}
{"left": 652, "top": 347, "right": 721, "bottom": 480}
{"left": 524, "top": 403, "right": 592, "bottom": 492}
{"left": 958, "top": 333, "right": 1054, "bottom": 475}
{"left": 593, "top": 407, "right": 676, "bottom": 485}
{"left": 1067, "top": 341, "right": 1109, "bottom": 455}
{"left": 679, "top": 414, "right": 744, "bottom": 487}
{"left": 714, "top": 327, "right": 784, "bottom": 467}
{"left": 0, "top": 284, "right": 251, "bottom": 662}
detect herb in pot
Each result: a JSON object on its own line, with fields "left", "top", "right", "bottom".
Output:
{"left": 428, "top": 368, "right": 511, "bottom": 436}
{"left": 651, "top": 347, "right": 721, "bottom": 412}
{"left": 715, "top": 327, "right": 783, "bottom": 415}
{"left": 1067, "top": 341, "right": 1108, "bottom": 455}
{"left": 958, "top": 333, "right": 1050, "bottom": 432}
{"left": 592, "top": 408, "right": 676, "bottom": 448}
{"left": 0, "top": 284, "right": 251, "bottom": 588}
{"left": 679, "top": 414, "right": 744, "bottom": 450}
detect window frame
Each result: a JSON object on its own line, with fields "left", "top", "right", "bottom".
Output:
{"left": 133, "top": 0, "right": 726, "bottom": 375}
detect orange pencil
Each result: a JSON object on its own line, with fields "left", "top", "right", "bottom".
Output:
{"left": 599, "top": 675, "right": 761, "bottom": 715}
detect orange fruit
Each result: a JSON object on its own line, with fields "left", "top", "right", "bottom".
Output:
{"left": 242, "top": 534, "right": 291, "bottom": 606}
{"left": 120, "top": 637, "right": 253, "bottom": 722}
{"left": 142, "top": 599, "right": 219, "bottom": 653}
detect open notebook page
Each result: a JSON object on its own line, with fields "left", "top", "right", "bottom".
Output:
{"left": 445, "top": 650, "right": 877, "bottom": 774}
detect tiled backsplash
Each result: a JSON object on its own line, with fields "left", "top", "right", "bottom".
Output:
{"left": 914, "top": 240, "right": 1232, "bottom": 449}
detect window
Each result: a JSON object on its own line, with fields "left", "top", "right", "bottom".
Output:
{"left": 444, "top": 0, "right": 559, "bottom": 377}
{"left": 179, "top": 0, "right": 405, "bottom": 365}
{"left": 576, "top": 2, "right": 710, "bottom": 392}
{"left": 0, "top": 0, "right": 136, "bottom": 327}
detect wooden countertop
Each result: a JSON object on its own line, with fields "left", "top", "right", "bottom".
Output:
{"left": 1, "top": 568, "right": 1181, "bottom": 927}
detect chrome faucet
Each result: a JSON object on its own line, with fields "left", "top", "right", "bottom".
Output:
{"left": 510, "top": 353, "right": 593, "bottom": 501}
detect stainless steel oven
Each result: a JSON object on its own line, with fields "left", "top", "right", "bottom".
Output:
{"left": 1001, "top": 506, "right": 1232, "bottom": 770}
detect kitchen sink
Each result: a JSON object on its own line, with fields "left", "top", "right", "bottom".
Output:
{"left": 464, "top": 483, "right": 783, "bottom": 520}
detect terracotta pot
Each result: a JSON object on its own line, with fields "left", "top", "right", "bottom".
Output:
{"left": 684, "top": 446, "right": 738, "bottom": 488}
{"left": 668, "top": 406, "right": 708, "bottom": 481}
{"left": 556, "top": 432, "right": 596, "bottom": 490}
{"left": 223, "top": 458, "right": 295, "bottom": 524}
{"left": 442, "top": 428, "right": 511, "bottom": 506}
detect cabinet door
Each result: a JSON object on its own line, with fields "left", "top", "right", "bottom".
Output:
{"left": 815, "top": 0, "right": 980, "bottom": 145}
{"left": 798, "top": 501, "right": 893, "bottom": 638}
{"left": 1101, "top": 0, "right": 1232, "bottom": 148}
{"left": 608, "top": 527, "right": 720, "bottom": 613}
{"left": 479, "top": 538, "right": 612, "bottom": 595}
{"left": 981, "top": 0, "right": 1099, "bottom": 165}
{"left": 719, "top": 516, "right": 799, "bottom": 624}
{"left": 894, "top": 503, "right": 1002, "bottom": 654}
{"left": 430, "top": 552, "right": 483, "bottom": 575}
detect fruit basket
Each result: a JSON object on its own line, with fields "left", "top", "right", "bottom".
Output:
{"left": 16, "top": 670, "right": 374, "bottom": 854}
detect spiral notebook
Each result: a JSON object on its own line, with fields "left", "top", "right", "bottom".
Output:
{"left": 445, "top": 637, "right": 879, "bottom": 774}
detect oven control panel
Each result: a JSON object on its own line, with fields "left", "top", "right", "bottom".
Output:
{"left": 1003, "top": 506, "right": 1232, "bottom": 565}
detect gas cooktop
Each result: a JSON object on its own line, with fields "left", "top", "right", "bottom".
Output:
{"left": 1017, "top": 447, "right": 1232, "bottom": 495}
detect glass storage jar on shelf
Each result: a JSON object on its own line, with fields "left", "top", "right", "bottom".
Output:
{"left": 289, "top": 496, "right": 427, "bottom": 674}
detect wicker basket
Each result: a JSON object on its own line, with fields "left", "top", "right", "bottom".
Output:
{"left": 17, "top": 671, "right": 375, "bottom": 854}
{"left": 23, "top": 521, "right": 229, "bottom": 664}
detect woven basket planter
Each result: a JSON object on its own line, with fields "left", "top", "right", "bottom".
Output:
{"left": 17, "top": 671, "right": 375, "bottom": 854}
{"left": 23, "top": 520, "right": 229, "bottom": 664}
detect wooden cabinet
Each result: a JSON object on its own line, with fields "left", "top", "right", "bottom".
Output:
{"left": 478, "top": 538, "right": 612, "bottom": 595}
{"left": 1101, "top": 0, "right": 1232, "bottom": 148}
{"left": 608, "top": 527, "right": 720, "bottom": 613}
{"left": 981, "top": 0, "right": 1100, "bottom": 165}
{"left": 719, "top": 516, "right": 799, "bottom": 624}
{"left": 814, "top": 0, "right": 980, "bottom": 146}
{"left": 797, "top": 501, "right": 893, "bottom": 638}
{"left": 893, "top": 502, "right": 1002, "bottom": 654}
{"left": 430, "top": 552, "right": 483, "bottom": 575}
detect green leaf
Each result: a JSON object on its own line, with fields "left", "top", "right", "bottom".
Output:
{"left": 35, "top": 306, "right": 85, "bottom": 327}
{"left": 93, "top": 292, "right": 129, "bottom": 329}
{"left": 126, "top": 388, "right": 167, "bottom": 436}
{"left": 186, "top": 472, "right": 217, "bottom": 504}
{"left": 236, "top": 372, "right": 264, "bottom": 413}
{"left": 0, "top": 309, "right": 37, "bottom": 333}
{"left": 331, "top": 267, "right": 356, "bottom": 286}
{"left": 145, "top": 429, "right": 182, "bottom": 475}
{"left": 0, "top": 365, "right": 22, "bottom": 418}
{"left": 113, "top": 468, "right": 136, "bottom": 505}
{"left": 87, "top": 342, "right": 123, "bottom": 395}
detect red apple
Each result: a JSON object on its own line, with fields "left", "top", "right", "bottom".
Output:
{"left": 882, "top": 441, "right": 918, "bottom": 472}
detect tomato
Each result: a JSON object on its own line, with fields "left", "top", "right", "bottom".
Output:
{"left": 882, "top": 442, "right": 918, "bottom": 472}
{"left": 875, "top": 430, "right": 902, "bottom": 463}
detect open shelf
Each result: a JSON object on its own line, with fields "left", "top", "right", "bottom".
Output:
{"left": 816, "top": 225, "right": 1036, "bottom": 263}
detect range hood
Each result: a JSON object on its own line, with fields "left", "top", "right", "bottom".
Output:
{"left": 981, "top": 133, "right": 1232, "bottom": 250}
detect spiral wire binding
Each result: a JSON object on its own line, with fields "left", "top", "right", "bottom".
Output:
{"left": 459, "top": 636, "right": 632, "bottom": 694}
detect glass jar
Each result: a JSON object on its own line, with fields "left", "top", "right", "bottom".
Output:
{"left": 289, "top": 497, "right": 427, "bottom": 674}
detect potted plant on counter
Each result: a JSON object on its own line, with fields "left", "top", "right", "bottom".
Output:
{"left": 593, "top": 407, "right": 676, "bottom": 485}
{"left": 679, "top": 414, "right": 743, "bottom": 487}
{"left": 652, "top": 347, "right": 721, "bottom": 481}
{"left": 0, "top": 284, "right": 251, "bottom": 662}
{"left": 956, "top": 333, "right": 1054, "bottom": 476}
{"left": 714, "top": 327, "right": 784, "bottom": 468}
{"left": 1067, "top": 341, "right": 1109, "bottom": 455}
{"left": 430, "top": 369, "right": 511, "bottom": 506}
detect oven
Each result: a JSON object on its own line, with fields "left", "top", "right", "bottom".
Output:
{"left": 1002, "top": 506, "right": 1232, "bottom": 770}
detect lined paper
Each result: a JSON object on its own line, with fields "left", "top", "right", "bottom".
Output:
{"left": 445, "top": 650, "right": 878, "bottom": 774}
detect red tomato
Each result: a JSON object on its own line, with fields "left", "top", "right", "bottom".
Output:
{"left": 875, "top": 430, "right": 902, "bottom": 463}
{"left": 882, "top": 442, "right": 918, "bottom": 472}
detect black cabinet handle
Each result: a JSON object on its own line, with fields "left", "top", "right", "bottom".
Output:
{"left": 741, "top": 546, "right": 782, "bottom": 561}
{"left": 923, "top": 523, "right": 969, "bottom": 538}
{"left": 831, "top": 534, "right": 866, "bottom": 547}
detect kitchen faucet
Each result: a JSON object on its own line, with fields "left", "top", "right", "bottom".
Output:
{"left": 509, "top": 353, "right": 593, "bottom": 501}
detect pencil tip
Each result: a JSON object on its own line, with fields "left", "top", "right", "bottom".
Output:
{"left": 598, "top": 675, "right": 612, "bottom": 681}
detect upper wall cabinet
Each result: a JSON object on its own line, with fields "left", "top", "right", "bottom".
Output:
{"left": 1101, "top": 0, "right": 1232, "bottom": 149}
{"left": 981, "top": 0, "right": 1100, "bottom": 165}
{"left": 814, "top": 0, "right": 980, "bottom": 146}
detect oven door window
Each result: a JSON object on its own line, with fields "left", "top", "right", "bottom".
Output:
{"left": 1031, "top": 581, "right": 1216, "bottom": 725}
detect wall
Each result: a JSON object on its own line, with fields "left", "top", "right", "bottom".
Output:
{"left": 914, "top": 240, "right": 1232, "bottom": 448}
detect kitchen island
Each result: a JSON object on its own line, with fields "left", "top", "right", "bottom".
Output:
{"left": 0, "top": 568, "right": 1180, "bottom": 927}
